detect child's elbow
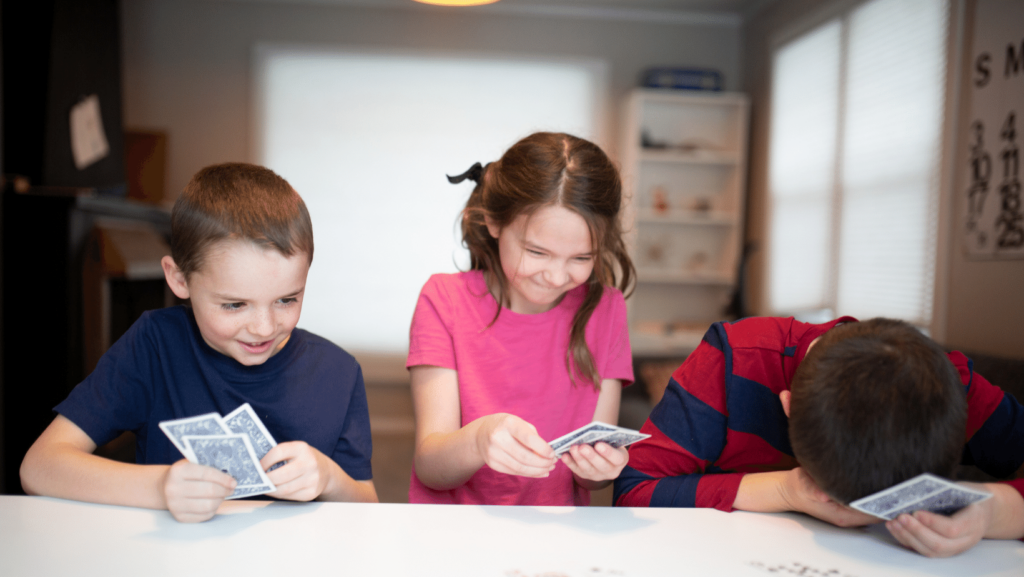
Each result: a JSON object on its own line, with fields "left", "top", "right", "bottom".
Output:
{"left": 19, "top": 443, "right": 48, "bottom": 496}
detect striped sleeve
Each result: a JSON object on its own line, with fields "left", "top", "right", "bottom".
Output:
{"left": 615, "top": 327, "right": 744, "bottom": 511}
{"left": 955, "top": 352, "right": 1024, "bottom": 479}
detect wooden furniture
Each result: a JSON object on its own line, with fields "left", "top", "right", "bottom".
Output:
{"left": 2, "top": 496, "right": 1021, "bottom": 576}
{"left": 620, "top": 89, "right": 749, "bottom": 357}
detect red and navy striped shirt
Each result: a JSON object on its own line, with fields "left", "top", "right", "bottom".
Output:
{"left": 615, "top": 317, "right": 1024, "bottom": 510}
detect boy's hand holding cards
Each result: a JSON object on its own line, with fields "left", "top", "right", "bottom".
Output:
{"left": 849, "top": 473, "right": 993, "bottom": 520}
{"left": 548, "top": 421, "right": 650, "bottom": 456}
{"left": 159, "top": 403, "right": 280, "bottom": 499}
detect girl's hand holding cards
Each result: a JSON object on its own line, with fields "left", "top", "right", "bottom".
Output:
{"left": 474, "top": 413, "right": 557, "bottom": 478}
{"left": 560, "top": 442, "right": 629, "bottom": 482}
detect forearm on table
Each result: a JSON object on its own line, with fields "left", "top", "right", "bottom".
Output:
{"left": 983, "top": 482, "right": 1024, "bottom": 539}
{"left": 413, "top": 418, "right": 488, "bottom": 491}
{"left": 21, "top": 443, "right": 168, "bottom": 510}
{"left": 733, "top": 471, "right": 792, "bottom": 512}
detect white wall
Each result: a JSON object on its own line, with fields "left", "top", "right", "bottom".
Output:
{"left": 121, "top": 0, "right": 742, "bottom": 202}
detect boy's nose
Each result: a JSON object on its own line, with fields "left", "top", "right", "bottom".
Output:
{"left": 249, "top": 309, "right": 275, "bottom": 338}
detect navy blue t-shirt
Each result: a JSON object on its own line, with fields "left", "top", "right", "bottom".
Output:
{"left": 56, "top": 306, "right": 373, "bottom": 480}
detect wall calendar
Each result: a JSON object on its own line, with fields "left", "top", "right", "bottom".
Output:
{"left": 962, "top": 0, "right": 1023, "bottom": 259}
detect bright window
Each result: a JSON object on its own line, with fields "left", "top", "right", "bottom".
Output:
{"left": 767, "top": 0, "right": 948, "bottom": 327}
{"left": 255, "top": 48, "right": 605, "bottom": 353}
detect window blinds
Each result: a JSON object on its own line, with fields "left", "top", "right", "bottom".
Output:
{"left": 768, "top": 0, "right": 948, "bottom": 327}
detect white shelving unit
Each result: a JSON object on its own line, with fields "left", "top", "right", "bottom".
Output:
{"left": 620, "top": 89, "right": 749, "bottom": 357}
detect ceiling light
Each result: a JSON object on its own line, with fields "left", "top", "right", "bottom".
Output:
{"left": 412, "top": 0, "right": 499, "bottom": 6}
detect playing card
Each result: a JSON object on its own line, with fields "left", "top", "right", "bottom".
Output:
{"left": 597, "top": 429, "right": 650, "bottom": 449}
{"left": 224, "top": 403, "right": 285, "bottom": 472}
{"left": 159, "top": 412, "right": 231, "bottom": 461}
{"left": 550, "top": 422, "right": 618, "bottom": 454}
{"left": 849, "top": 473, "right": 992, "bottom": 520}
{"left": 548, "top": 422, "right": 650, "bottom": 455}
{"left": 223, "top": 403, "right": 277, "bottom": 459}
{"left": 183, "top": 434, "right": 276, "bottom": 499}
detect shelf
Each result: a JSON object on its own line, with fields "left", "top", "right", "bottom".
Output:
{"left": 630, "top": 328, "right": 706, "bottom": 356}
{"left": 635, "top": 209, "right": 737, "bottom": 226}
{"left": 636, "top": 268, "right": 734, "bottom": 285}
{"left": 623, "top": 89, "right": 749, "bottom": 345}
{"left": 639, "top": 149, "right": 739, "bottom": 165}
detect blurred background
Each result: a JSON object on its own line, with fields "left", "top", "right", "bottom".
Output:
{"left": 1, "top": 0, "right": 1021, "bottom": 503}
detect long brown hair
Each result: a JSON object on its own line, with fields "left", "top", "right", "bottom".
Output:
{"left": 459, "top": 132, "right": 634, "bottom": 389}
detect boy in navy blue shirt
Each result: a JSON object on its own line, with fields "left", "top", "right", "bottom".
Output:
{"left": 21, "top": 163, "right": 377, "bottom": 522}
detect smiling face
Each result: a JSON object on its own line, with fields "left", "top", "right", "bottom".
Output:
{"left": 161, "top": 239, "right": 309, "bottom": 366}
{"left": 486, "top": 204, "right": 595, "bottom": 315}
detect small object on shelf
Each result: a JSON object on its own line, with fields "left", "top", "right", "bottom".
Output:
{"left": 641, "top": 130, "right": 669, "bottom": 149}
{"left": 642, "top": 67, "right": 723, "bottom": 92}
{"left": 687, "top": 251, "right": 709, "bottom": 273}
{"left": 689, "top": 197, "right": 712, "bottom": 213}
{"left": 652, "top": 186, "right": 670, "bottom": 214}
{"left": 643, "top": 234, "right": 669, "bottom": 265}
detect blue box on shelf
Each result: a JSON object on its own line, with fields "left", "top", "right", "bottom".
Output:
{"left": 642, "top": 68, "right": 722, "bottom": 91}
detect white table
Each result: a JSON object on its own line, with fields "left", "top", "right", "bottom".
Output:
{"left": 1, "top": 496, "right": 1021, "bottom": 576}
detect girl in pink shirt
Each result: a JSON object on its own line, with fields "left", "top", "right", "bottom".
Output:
{"left": 407, "top": 132, "right": 635, "bottom": 505}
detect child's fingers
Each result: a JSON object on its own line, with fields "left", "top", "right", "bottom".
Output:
{"left": 507, "top": 419, "right": 556, "bottom": 459}
{"left": 887, "top": 514, "right": 933, "bottom": 555}
{"left": 490, "top": 439, "right": 557, "bottom": 477}
{"left": 261, "top": 441, "right": 305, "bottom": 471}
{"left": 563, "top": 443, "right": 628, "bottom": 481}
{"left": 886, "top": 512, "right": 971, "bottom": 558}
{"left": 489, "top": 450, "right": 555, "bottom": 477}
{"left": 170, "top": 460, "right": 235, "bottom": 490}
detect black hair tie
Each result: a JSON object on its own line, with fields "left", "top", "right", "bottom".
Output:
{"left": 447, "top": 162, "right": 483, "bottom": 184}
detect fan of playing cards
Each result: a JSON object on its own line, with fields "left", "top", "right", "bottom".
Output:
{"left": 159, "top": 404, "right": 280, "bottom": 499}
{"left": 548, "top": 421, "right": 650, "bottom": 456}
{"left": 849, "top": 473, "right": 993, "bottom": 520}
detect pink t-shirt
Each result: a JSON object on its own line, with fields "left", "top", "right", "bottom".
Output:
{"left": 406, "top": 270, "right": 633, "bottom": 506}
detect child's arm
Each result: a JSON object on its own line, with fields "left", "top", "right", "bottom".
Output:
{"left": 885, "top": 481, "right": 1024, "bottom": 557}
{"left": 411, "top": 365, "right": 558, "bottom": 490}
{"left": 20, "top": 415, "right": 236, "bottom": 522}
{"left": 560, "top": 378, "right": 629, "bottom": 491}
{"left": 733, "top": 467, "right": 878, "bottom": 527}
{"left": 260, "top": 442, "right": 378, "bottom": 503}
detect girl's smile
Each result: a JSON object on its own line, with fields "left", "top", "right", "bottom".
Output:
{"left": 487, "top": 204, "right": 594, "bottom": 315}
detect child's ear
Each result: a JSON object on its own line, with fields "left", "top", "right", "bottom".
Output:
{"left": 484, "top": 215, "right": 501, "bottom": 239}
{"left": 161, "top": 256, "right": 191, "bottom": 300}
{"left": 779, "top": 390, "right": 792, "bottom": 418}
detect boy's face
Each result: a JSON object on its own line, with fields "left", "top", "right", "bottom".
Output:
{"left": 163, "top": 240, "right": 309, "bottom": 366}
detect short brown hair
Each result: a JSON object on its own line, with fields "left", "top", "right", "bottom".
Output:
{"left": 170, "top": 163, "right": 313, "bottom": 278}
{"left": 789, "top": 318, "right": 965, "bottom": 504}
{"left": 461, "top": 132, "right": 635, "bottom": 389}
